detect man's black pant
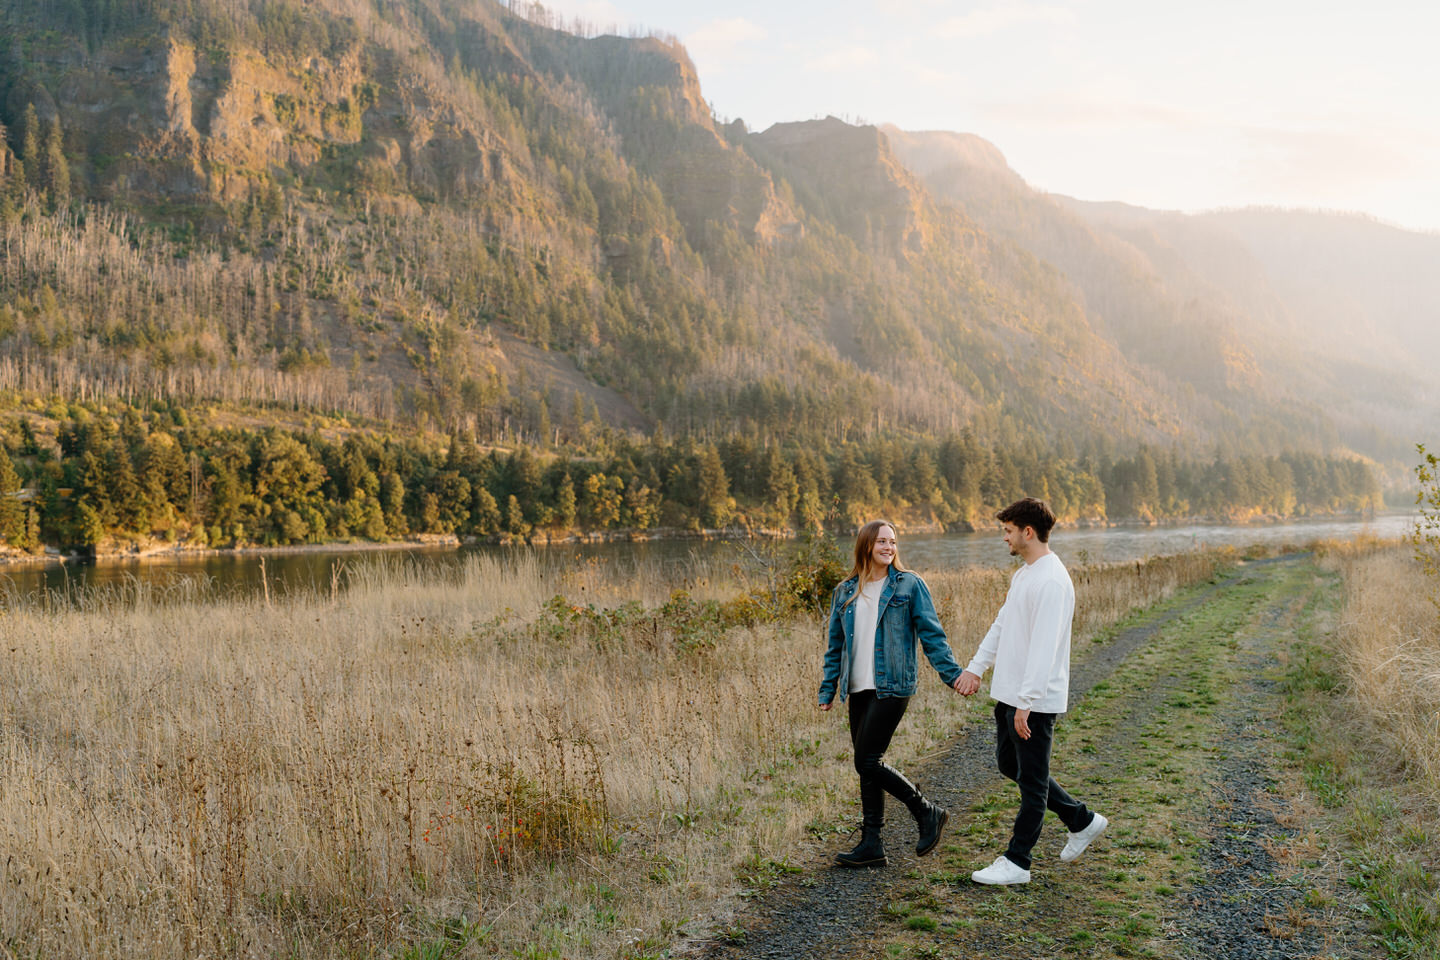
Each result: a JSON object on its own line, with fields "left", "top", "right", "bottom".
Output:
{"left": 848, "top": 690, "right": 924, "bottom": 828}
{"left": 993, "top": 701, "right": 1093, "bottom": 869}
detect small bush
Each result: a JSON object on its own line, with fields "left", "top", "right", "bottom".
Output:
{"left": 1413, "top": 443, "right": 1440, "bottom": 605}
{"left": 777, "top": 531, "right": 847, "bottom": 615}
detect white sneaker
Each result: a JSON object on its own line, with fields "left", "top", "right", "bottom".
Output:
{"left": 971, "top": 855, "right": 1031, "bottom": 885}
{"left": 1060, "top": 813, "right": 1108, "bottom": 863}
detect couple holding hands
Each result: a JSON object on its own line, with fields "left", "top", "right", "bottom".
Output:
{"left": 818, "top": 497, "right": 1107, "bottom": 885}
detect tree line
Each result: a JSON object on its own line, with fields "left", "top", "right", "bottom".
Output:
{"left": 0, "top": 402, "right": 1384, "bottom": 552}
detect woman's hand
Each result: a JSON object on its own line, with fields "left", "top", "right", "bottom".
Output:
{"left": 819, "top": 702, "right": 833, "bottom": 711}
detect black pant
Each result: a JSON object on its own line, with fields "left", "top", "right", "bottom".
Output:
{"left": 848, "top": 690, "right": 924, "bottom": 829}
{"left": 993, "top": 701, "right": 1092, "bottom": 869}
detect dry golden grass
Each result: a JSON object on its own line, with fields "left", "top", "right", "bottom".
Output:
{"left": 1324, "top": 548, "right": 1440, "bottom": 792}
{"left": 0, "top": 548, "right": 1225, "bottom": 959}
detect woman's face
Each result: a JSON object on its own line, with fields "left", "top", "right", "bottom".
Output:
{"left": 870, "top": 525, "right": 897, "bottom": 571}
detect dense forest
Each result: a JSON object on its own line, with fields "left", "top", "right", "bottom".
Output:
{"left": 0, "top": 0, "right": 1413, "bottom": 551}
{"left": 0, "top": 402, "right": 1382, "bottom": 552}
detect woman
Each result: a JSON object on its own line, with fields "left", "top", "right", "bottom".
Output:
{"left": 819, "top": 520, "right": 964, "bottom": 867}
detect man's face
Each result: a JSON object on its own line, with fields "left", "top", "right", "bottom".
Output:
{"left": 1001, "top": 521, "right": 1030, "bottom": 556}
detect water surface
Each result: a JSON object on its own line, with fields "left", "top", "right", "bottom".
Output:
{"left": 0, "top": 512, "right": 1411, "bottom": 606}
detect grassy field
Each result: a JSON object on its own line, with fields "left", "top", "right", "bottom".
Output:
{"left": 0, "top": 545, "right": 1225, "bottom": 959}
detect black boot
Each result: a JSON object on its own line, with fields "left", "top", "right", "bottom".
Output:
{"left": 836, "top": 777, "right": 888, "bottom": 867}
{"left": 834, "top": 825, "right": 887, "bottom": 867}
{"left": 913, "top": 798, "right": 949, "bottom": 857}
{"left": 876, "top": 763, "right": 949, "bottom": 857}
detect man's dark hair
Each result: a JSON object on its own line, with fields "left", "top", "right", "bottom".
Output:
{"left": 996, "top": 497, "right": 1057, "bottom": 543}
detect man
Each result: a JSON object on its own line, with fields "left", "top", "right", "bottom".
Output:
{"left": 955, "top": 497, "right": 1107, "bottom": 885}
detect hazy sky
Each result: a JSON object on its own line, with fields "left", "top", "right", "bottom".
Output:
{"left": 533, "top": 0, "right": 1440, "bottom": 233}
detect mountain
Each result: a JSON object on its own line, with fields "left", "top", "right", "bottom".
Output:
{"left": 0, "top": 0, "right": 1420, "bottom": 474}
{"left": 882, "top": 126, "right": 1437, "bottom": 466}
{"left": 1197, "top": 208, "right": 1440, "bottom": 384}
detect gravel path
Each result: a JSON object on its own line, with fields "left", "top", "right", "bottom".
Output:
{"left": 1172, "top": 570, "right": 1371, "bottom": 959}
{"left": 690, "top": 569, "right": 1242, "bottom": 960}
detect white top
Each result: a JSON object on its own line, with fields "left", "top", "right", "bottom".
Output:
{"left": 964, "top": 552, "right": 1075, "bottom": 712}
{"left": 849, "top": 577, "right": 885, "bottom": 693}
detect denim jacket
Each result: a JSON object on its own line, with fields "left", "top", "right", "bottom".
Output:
{"left": 818, "top": 567, "right": 962, "bottom": 704}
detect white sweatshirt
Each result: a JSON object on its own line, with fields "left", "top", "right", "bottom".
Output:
{"left": 965, "top": 552, "right": 1075, "bottom": 713}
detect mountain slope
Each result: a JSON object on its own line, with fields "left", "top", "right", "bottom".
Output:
{"left": 0, "top": 0, "right": 1414, "bottom": 472}
{"left": 883, "top": 125, "right": 1433, "bottom": 464}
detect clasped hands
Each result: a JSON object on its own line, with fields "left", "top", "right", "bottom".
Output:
{"left": 953, "top": 670, "right": 1031, "bottom": 738}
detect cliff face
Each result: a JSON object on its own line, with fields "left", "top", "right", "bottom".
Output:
{"left": 7, "top": 26, "right": 531, "bottom": 215}
{"left": 543, "top": 32, "right": 797, "bottom": 249}
{"left": 0, "top": 8, "right": 799, "bottom": 251}
{"left": 751, "top": 117, "right": 928, "bottom": 258}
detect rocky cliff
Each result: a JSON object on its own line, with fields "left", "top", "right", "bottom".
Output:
{"left": 751, "top": 117, "right": 928, "bottom": 258}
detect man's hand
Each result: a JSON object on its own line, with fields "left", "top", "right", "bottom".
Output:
{"left": 819, "top": 702, "right": 833, "bottom": 711}
{"left": 1014, "top": 707, "right": 1031, "bottom": 740}
{"left": 953, "top": 670, "right": 982, "bottom": 696}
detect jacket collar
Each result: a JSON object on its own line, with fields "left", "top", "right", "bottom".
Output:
{"left": 849, "top": 566, "right": 901, "bottom": 604}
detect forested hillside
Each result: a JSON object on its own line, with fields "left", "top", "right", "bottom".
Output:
{"left": 0, "top": 0, "right": 1400, "bottom": 549}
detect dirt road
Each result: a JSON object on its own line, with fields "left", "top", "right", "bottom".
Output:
{"left": 691, "top": 555, "right": 1376, "bottom": 960}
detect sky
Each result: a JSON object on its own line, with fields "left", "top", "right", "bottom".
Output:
{"left": 531, "top": 0, "right": 1440, "bottom": 234}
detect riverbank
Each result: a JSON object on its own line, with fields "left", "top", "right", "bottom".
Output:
{"left": 0, "top": 532, "right": 464, "bottom": 567}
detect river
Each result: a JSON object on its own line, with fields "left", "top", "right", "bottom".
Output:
{"left": 0, "top": 512, "right": 1414, "bottom": 606}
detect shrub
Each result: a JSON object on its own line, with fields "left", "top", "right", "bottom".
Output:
{"left": 778, "top": 531, "right": 847, "bottom": 616}
{"left": 1414, "top": 443, "right": 1440, "bottom": 605}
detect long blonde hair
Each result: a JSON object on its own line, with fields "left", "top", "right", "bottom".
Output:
{"left": 841, "top": 519, "right": 905, "bottom": 611}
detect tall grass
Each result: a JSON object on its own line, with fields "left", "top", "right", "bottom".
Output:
{"left": 1325, "top": 548, "right": 1440, "bottom": 790}
{"left": 0, "top": 548, "right": 1225, "bottom": 958}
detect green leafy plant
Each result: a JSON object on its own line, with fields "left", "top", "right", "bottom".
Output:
{"left": 779, "top": 531, "right": 848, "bottom": 615}
{"left": 1414, "top": 443, "right": 1440, "bottom": 603}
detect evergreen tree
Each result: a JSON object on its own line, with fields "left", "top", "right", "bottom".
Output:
{"left": 40, "top": 115, "right": 70, "bottom": 203}
{"left": 19, "top": 105, "right": 39, "bottom": 184}
{"left": 505, "top": 494, "right": 528, "bottom": 536}
{"left": 623, "top": 477, "right": 658, "bottom": 529}
{"left": 695, "top": 443, "right": 732, "bottom": 528}
{"left": 107, "top": 441, "right": 145, "bottom": 532}
{"left": 432, "top": 470, "right": 471, "bottom": 532}
{"left": 832, "top": 446, "right": 878, "bottom": 519}
{"left": 381, "top": 471, "right": 408, "bottom": 535}
{"left": 762, "top": 447, "right": 798, "bottom": 523}
{"left": 0, "top": 451, "right": 25, "bottom": 545}
{"left": 472, "top": 487, "right": 501, "bottom": 535}
{"left": 554, "top": 473, "right": 577, "bottom": 528}
{"left": 78, "top": 449, "right": 116, "bottom": 528}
